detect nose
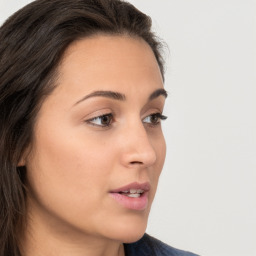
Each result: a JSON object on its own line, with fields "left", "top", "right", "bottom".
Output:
{"left": 119, "top": 122, "right": 157, "bottom": 168}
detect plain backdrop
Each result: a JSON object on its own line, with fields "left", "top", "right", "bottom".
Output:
{"left": 1, "top": 1, "right": 255, "bottom": 255}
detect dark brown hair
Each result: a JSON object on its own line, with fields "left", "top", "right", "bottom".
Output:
{"left": 0, "top": 0, "right": 165, "bottom": 255}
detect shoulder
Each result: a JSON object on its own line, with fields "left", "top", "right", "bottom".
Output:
{"left": 124, "top": 234, "right": 199, "bottom": 256}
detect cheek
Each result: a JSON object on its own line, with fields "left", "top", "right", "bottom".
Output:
{"left": 148, "top": 133, "right": 166, "bottom": 192}
{"left": 154, "top": 132, "right": 166, "bottom": 171}
{"left": 160, "top": 136, "right": 167, "bottom": 167}
{"left": 25, "top": 125, "right": 116, "bottom": 210}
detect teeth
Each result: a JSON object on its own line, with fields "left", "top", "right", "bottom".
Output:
{"left": 129, "top": 189, "right": 144, "bottom": 194}
{"left": 120, "top": 189, "right": 145, "bottom": 195}
{"left": 127, "top": 193, "right": 140, "bottom": 198}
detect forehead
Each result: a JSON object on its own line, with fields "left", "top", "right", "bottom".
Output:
{"left": 59, "top": 35, "right": 162, "bottom": 82}
{"left": 62, "top": 34, "right": 157, "bottom": 65}
{"left": 48, "top": 35, "right": 164, "bottom": 106}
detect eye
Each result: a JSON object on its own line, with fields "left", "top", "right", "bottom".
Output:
{"left": 86, "top": 113, "right": 113, "bottom": 127}
{"left": 143, "top": 113, "right": 167, "bottom": 126}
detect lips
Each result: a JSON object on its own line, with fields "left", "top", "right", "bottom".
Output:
{"left": 110, "top": 182, "right": 150, "bottom": 193}
{"left": 119, "top": 188, "right": 145, "bottom": 198}
{"left": 109, "top": 182, "right": 150, "bottom": 210}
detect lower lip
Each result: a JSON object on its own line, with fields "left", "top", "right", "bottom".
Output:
{"left": 110, "top": 192, "right": 149, "bottom": 211}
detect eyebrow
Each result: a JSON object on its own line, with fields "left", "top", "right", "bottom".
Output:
{"left": 74, "top": 91, "right": 126, "bottom": 105}
{"left": 149, "top": 88, "right": 168, "bottom": 101}
{"left": 74, "top": 88, "right": 167, "bottom": 106}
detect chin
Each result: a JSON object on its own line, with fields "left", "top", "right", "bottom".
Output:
{"left": 112, "top": 228, "right": 146, "bottom": 244}
{"left": 105, "top": 213, "right": 149, "bottom": 244}
{"left": 120, "top": 230, "right": 145, "bottom": 244}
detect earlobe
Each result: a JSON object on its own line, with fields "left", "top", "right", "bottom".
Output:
{"left": 17, "top": 147, "right": 30, "bottom": 167}
{"left": 17, "top": 157, "right": 26, "bottom": 167}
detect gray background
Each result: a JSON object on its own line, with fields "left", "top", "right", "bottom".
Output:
{"left": 1, "top": 0, "right": 255, "bottom": 255}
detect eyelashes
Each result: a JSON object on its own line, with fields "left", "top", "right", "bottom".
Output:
{"left": 143, "top": 113, "right": 167, "bottom": 126}
{"left": 85, "top": 112, "right": 167, "bottom": 128}
{"left": 86, "top": 113, "right": 113, "bottom": 127}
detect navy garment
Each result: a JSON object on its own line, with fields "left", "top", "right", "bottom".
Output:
{"left": 124, "top": 234, "right": 199, "bottom": 256}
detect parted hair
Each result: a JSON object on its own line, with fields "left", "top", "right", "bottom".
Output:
{"left": 0, "top": 0, "right": 165, "bottom": 255}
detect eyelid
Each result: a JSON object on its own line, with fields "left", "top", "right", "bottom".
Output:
{"left": 85, "top": 113, "right": 113, "bottom": 128}
{"left": 142, "top": 112, "right": 168, "bottom": 126}
{"left": 82, "top": 108, "right": 112, "bottom": 120}
{"left": 82, "top": 108, "right": 167, "bottom": 129}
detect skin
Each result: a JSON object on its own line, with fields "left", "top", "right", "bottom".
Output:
{"left": 21, "top": 35, "right": 167, "bottom": 256}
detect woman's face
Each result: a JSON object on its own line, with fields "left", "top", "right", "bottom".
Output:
{"left": 24, "top": 35, "right": 166, "bottom": 243}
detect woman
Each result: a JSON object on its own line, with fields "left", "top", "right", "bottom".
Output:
{"left": 0, "top": 0, "right": 198, "bottom": 255}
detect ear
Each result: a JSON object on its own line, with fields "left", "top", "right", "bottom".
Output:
{"left": 17, "top": 157, "right": 26, "bottom": 167}
{"left": 17, "top": 147, "right": 30, "bottom": 167}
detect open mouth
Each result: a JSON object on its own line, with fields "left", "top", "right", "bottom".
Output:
{"left": 118, "top": 189, "right": 145, "bottom": 198}
{"left": 110, "top": 182, "right": 150, "bottom": 210}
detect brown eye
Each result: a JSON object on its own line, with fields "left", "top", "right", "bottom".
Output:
{"left": 143, "top": 113, "right": 167, "bottom": 126}
{"left": 87, "top": 113, "right": 113, "bottom": 127}
{"left": 150, "top": 114, "right": 160, "bottom": 124}
{"left": 101, "top": 114, "right": 112, "bottom": 126}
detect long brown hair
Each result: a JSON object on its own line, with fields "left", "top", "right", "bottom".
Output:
{"left": 0, "top": 0, "right": 165, "bottom": 255}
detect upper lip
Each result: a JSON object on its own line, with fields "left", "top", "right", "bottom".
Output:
{"left": 110, "top": 182, "right": 150, "bottom": 193}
